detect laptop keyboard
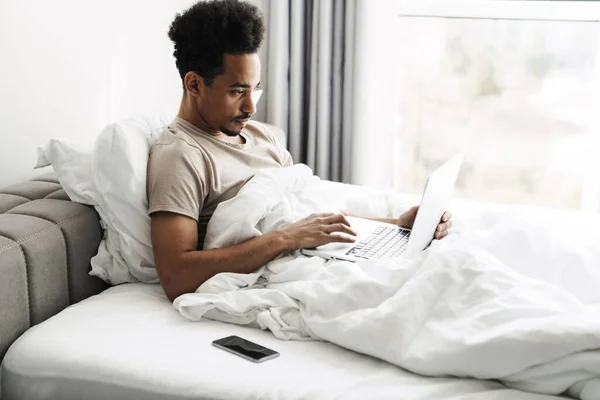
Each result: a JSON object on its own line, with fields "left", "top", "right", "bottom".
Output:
{"left": 346, "top": 225, "right": 411, "bottom": 260}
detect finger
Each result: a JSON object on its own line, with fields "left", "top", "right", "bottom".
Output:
{"left": 324, "top": 213, "right": 352, "bottom": 227}
{"left": 323, "top": 223, "right": 357, "bottom": 236}
{"left": 438, "top": 221, "right": 451, "bottom": 232}
{"left": 326, "top": 233, "right": 356, "bottom": 244}
{"left": 315, "top": 212, "right": 335, "bottom": 218}
{"left": 442, "top": 211, "right": 452, "bottom": 222}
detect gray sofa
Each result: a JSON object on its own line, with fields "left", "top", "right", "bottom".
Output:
{"left": 0, "top": 172, "right": 108, "bottom": 363}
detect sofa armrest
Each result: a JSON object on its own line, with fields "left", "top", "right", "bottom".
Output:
{"left": 0, "top": 173, "right": 107, "bottom": 361}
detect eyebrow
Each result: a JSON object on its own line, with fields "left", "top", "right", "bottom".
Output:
{"left": 228, "top": 81, "right": 261, "bottom": 89}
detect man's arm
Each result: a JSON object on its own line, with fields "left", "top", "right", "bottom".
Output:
{"left": 343, "top": 206, "right": 452, "bottom": 240}
{"left": 151, "top": 211, "right": 357, "bottom": 302}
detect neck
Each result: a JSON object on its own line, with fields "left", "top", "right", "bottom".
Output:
{"left": 177, "top": 95, "right": 221, "bottom": 137}
{"left": 177, "top": 95, "right": 245, "bottom": 145}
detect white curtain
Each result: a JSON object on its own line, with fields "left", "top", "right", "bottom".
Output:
{"left": 348, "top": 1, "right": 401, "bottom": 189}
{"left": 262, "top": 0, "right": 399, "bottom": 188}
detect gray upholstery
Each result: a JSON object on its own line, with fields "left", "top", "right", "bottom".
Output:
{"left": 0, "top": 173, "right": 107, "bottom": 361}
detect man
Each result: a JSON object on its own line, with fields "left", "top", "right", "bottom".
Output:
{"left": 147, "top": 0, "right": 451, "bottom": 302}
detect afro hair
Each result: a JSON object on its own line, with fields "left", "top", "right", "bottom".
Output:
{"left": 168, "top": 0, "right": 265, "bottom": 88}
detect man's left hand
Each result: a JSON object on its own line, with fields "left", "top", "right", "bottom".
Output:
{"left": 397, "top": 205, "right": 452, "bottom": 240}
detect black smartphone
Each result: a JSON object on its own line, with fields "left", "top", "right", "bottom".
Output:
{"left": 212, "top": 335, "right": 280, "bottom": 363}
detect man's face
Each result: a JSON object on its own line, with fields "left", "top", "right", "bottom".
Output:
{"left": 196, "top": 53, "right": 261, "bottom": 136}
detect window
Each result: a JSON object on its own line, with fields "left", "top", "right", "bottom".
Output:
{"left": 394, "top": 1, "right": 600, "bottom": 211}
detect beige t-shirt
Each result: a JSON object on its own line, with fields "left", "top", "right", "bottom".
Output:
{"left": 147, "top": 117, "right": 293, "bottom": 249}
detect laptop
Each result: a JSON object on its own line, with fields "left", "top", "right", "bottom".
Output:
{"left": 301, "top": 154, "right": 463, "bottom": 262}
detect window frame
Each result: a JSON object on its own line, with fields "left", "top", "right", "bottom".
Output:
{"left": 397, "top": 0, "right": 600, "bottom": 22}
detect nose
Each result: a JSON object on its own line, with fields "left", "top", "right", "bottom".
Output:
{"left": 241, "top": 91, "right": 257, "bottom": 115}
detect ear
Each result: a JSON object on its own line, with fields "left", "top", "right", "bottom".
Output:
{"left": 183, "top": 72, "right": 205, "bottom": 97}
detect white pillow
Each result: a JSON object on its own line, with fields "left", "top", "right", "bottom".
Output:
{"left": 35, "top": 138, "right": 97, "bottom": 205}
{"left": 36, "top": 112, "right": 175, "bottom": 285}
{"left": 91, "top": 113, "right": 174, "bottom": 283}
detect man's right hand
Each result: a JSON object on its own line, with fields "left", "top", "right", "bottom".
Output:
{"left": 151, "top": 211, "right": 357, "bottom": 302}
{"left": 275, "top": 212, "right": 357, "bottom": 251}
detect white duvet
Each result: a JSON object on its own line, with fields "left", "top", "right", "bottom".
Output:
{"left": 174, "top": 164, "right": 600, "bottom": 399}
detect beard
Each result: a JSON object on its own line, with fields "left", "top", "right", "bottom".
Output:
{"left": 222, "top": 113, "right": 252, "bottom": 136}
{"left": 221, "top": 125, "right": 243, "bottom": 137}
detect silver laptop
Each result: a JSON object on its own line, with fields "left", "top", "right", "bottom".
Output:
{"left": 301, "top": 154, "right": 463, "bottom": 262}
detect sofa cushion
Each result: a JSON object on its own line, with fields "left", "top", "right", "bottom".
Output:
{"left": 8, "top": 199, "right": 106, "bottom": 304}
{"left": 0, "top": 187, "right": 107, "bottom": 361}
{"left": 0, "top": 181, "right": 63, "bottom": 201}
{"left": 0, "top": 235, "right": 29, "bottom": 361}
{"left": 0, "top": 194, "right": 28, "bottom": 214}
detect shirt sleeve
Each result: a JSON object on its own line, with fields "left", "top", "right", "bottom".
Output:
{"left": 146, "top": 142, "right": 206, "bottom": 221}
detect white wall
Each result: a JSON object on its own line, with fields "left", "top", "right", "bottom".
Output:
{"left": 0, "top": 0, "right": 269, "bottom": 187}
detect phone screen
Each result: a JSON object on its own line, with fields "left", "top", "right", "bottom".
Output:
{"left": 212, "top": 335, "right": 280, "bottom": 363}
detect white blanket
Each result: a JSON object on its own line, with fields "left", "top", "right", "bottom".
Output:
{"left": 174, "top": 165, "right": 600, "bottom": 399}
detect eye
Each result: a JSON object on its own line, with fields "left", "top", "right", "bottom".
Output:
{"left": 230, "top": 90, "right": 245, "bottom": 96}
